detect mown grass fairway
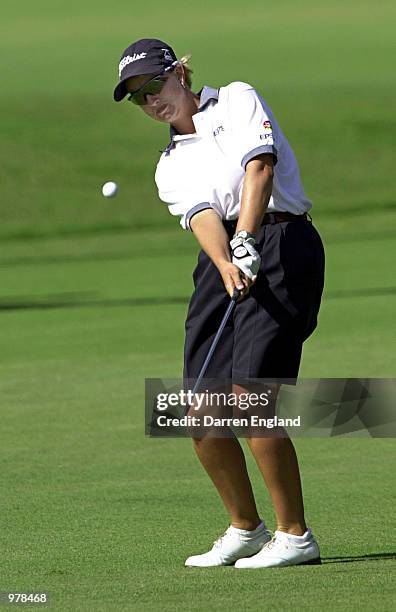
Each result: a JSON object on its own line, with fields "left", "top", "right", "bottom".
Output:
{"left": 1, "top": 0, "right": 395, "bottom": 610}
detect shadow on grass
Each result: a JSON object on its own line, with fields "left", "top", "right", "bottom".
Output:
{"left": 324, "top": 286, "right": 396, "bottom": 299}
{"left": 0, "top": 229, "right": 394, "bottom": 269}
{"left": 323, "top": 552, "right": 396, "bottom": 564}
{"left": 0, "top": 293, "right": 189, "bottom": 311}
{"left": 0, "top": 249, "right": 194, "bottom": 267}
{"left": 1, "top": 286, "right": 396, "bottom": 312}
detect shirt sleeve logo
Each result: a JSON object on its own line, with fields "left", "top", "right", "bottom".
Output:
{"left": 260, "top": 134, "right": 274, "bottom": 144}
{"left": 213, "top": 125, "right": 225, "bottom": 137}
{"left": 260, "top": 120, "right": 273, "bottom": 143}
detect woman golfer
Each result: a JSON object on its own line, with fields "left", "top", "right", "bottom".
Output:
{"left": 114, "top": 39, "right": 325, "bottom": 568}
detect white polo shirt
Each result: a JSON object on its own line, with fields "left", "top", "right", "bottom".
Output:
{"left": 155, "top": 81, "right": 312, "bottom": 230}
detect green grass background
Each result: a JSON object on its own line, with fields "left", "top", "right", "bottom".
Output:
{"left": 1, "top": 0, "right": 395, "bottom": 610}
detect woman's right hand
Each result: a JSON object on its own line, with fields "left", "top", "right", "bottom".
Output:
{"left": 217, "top": 261, "right": 254, "bottom": 300}
{"left": 189, "top": 210, "right": 255, "bottom": 300}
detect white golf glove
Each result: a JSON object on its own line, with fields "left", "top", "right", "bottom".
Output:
{"left": 230, "top": 231, "right": 261, "bottom": 280}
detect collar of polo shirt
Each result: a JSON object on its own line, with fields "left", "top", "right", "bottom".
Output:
{"left": 163, "top": 86, "right": 219, "bottom": 155}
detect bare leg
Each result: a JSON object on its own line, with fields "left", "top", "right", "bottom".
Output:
{"left": 191, "top": 434, "right": 261, "bottom": 531}
{"left": 235, "top": 384, "right": 307, "bottom": 535}
{"left": 246, "top": 436, "right": 307, "bottom": 535}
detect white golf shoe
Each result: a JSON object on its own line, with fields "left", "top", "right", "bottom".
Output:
{"left": 185, "top": 522, "right": 272, "bottom": 567}
{"left": 234, "top": 528, "right": 321, "bottom": 568}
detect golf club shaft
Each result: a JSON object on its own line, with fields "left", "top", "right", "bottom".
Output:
{"left": 191, "top": 288, "right": 240, "bottom": 398}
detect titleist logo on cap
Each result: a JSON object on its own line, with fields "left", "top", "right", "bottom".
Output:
{"left": 118, "top": 52, "right": 147, "bottom": 76}
{"left": 162, "top": 48, "right": 173, "bottom": 62}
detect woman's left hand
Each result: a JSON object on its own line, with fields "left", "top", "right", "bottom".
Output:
{"left": 230, "top": 233, "right": 261, "bottom": 280}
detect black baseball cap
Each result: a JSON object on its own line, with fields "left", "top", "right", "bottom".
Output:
{"left": 113, "top": 38, "right": 178, "bottom": 102}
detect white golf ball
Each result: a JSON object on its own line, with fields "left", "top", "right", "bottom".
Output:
{"left": 102, "top": 181, "right": 118, "bottom": 198}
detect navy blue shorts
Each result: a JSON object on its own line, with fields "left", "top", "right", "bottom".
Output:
{"left": 183, "top": 216, "right": 325, "bottom": 382}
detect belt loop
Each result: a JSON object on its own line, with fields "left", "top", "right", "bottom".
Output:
{"left": 269, "top": 213, "right": 277, "bottom": 225}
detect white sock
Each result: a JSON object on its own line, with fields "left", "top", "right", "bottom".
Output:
{"left": 230, "top": 521, "right": 265, "bottom": 536}
{"left": 284, "top": 529, "right": 312, "bottom": 543}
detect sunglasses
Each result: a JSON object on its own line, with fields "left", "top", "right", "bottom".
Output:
{"left": 127, "top": 65, "right": 176, "bottom": 106}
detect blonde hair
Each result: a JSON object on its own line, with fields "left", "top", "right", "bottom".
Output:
{"left": 179, "top": 54, "right": 193, "bottom": 88}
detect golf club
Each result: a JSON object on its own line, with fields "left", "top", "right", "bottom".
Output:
{"left": 183, "top": 288, "right": 240, "bottom": 416}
